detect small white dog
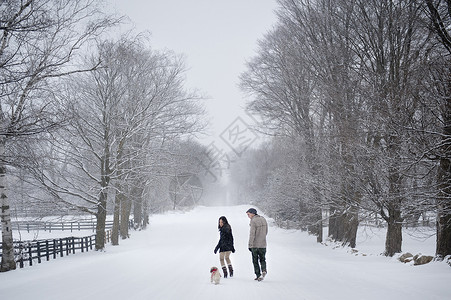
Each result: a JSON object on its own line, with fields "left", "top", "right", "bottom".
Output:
{"left": 210, "top": 266, "right": 221, "bottom": 285}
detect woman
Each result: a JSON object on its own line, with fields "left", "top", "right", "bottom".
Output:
{"left": 214, "top": 216, "right": 235, "bottom": 278}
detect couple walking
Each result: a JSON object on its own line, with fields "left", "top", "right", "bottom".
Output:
{"left": 213, "top": 208, "right": 268, "bottom": 281}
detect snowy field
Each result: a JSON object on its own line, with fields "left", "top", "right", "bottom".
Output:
{"left": 1, "top": 205, "right": 450, "bottom": 300}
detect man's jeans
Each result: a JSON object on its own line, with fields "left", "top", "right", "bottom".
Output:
{"left": 250, "top": 248, "right": 266, "bottom": 277}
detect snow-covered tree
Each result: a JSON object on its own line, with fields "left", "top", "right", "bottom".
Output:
{"left": 423, "top": 0, "right": 451, "bottom": 260}
{"left": 0, "top": 0, "right": 116, "bottom": 272}
{"left": 238, "top": 0, "right": 442, "bottom": 256}
{"left": 240, "top": 20, "right": 325, "bottom": 241}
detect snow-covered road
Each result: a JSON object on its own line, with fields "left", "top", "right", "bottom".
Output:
{"left": 1, "top": 205, "right": 450, "bottom": 300}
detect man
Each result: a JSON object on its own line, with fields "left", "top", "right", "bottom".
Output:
{"left": 246, "top": 208, "right": 268, "bottom": 281}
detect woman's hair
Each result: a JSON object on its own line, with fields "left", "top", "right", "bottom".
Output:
{"left": 218, "top": 216, "right": 230, "bottom": 229}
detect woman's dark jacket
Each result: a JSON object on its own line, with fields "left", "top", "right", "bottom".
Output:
{"left": 214, "top": 224, "right": 235, "bottom": 253}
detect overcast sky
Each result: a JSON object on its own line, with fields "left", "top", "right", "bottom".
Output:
{"left": 108, "top": 0, "right": 278, "bottom": 150}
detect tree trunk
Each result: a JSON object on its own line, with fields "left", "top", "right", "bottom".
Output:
{"left": 0, "top": 140, "right": 16, "bottom": 272}
{"left": 384, "top": 200, "right": 403, "bottom": 257}
{"left": 328, "top": 206, "right": 359, "bottom": 248}
{"left": 341, "top": 142, "right": 360, "bottom": 248}
{"left": 385, "top": 222, "right": 403, "bottom": 257}
{"left": 436, "top": 199, "right": 451, "bottom": 259}
{"left": 95, "top": 151, "right": 109, "bottom": 250}
{"left": 120, "top": 193, "right": 132, "bottom": 239}
{"left": 133, "top": 186, "right": 143, "bottom": 229}
{"left": 142, "top": 198, "right": 149, "bottom": 230}
{"left": 436, "top": 82, "right": 451, "bottom": 258}
{"left": 436, "top": 203, "right": 451, "bottom": 259}
{"left": 342, "top": 207, "right": 359, "bottom": 249}
{"left": 111, "top": 185, "right": 121, "bottom": 246}
{"left": 95, "top": 111, "right": 111, "bottom": 251}
{"left": 328, "top": 206, "right": 340, "bottom": 241}
{"left": 304, "top": 136, "right": 323, "bottom": 242}
{"left": 112, "top": 147, "right": 126, "bottom": 245}
{"left": 95, "top": 189, "right": 108, "bottom": 251}
{"left": 383, "top": 133, "right": 404, "bottom": 257}
{"left": 382, "top": 160, "right": 404, "bottom": 257}
{"left": 133, "top": 198, "right": 142, "bottom": 229}
{"left": 316, "top": 208, "right": 323, "bottom": 243}
{"left": 328, "top": 162, "right": 360, "bottom": 248}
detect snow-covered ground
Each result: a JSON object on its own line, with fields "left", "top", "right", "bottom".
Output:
{"left": 1, "top": 205, "right": 450, "bottom": 300}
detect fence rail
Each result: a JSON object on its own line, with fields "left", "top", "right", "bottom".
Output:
{"left": 8, "top": 220, "right": 116, "bottom": 233}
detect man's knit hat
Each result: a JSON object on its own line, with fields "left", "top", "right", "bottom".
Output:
{"left": 246, "top": 208, "right": 257, "bottom": 215}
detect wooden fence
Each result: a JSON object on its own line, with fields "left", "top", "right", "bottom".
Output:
{"left": 0, "top": 219, "right": 135, "bottom": 269}
{"left": 10, "top": 220, "right": 116, "bottom": 233}
{"left": 0, "top": 235, "right": 96, "bottom": 268}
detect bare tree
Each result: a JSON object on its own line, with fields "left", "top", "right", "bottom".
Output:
{"left": 0, "top": 0, "right": 116, "bottom": 272}
{"left": 349, "top": 0, "right": 430, "bottom": 256}
{"left": 423, "top": 0, "right": 451, "bottom": 259}
{"left": 276, "top": 0, "right": 366, "bottom": 248}
{"left": 240, "top": 18, "right": 326, "bottom": 241}
{"left": 26, "top": 34, "right": 204, "bottom": 250}
{"left": 239, "top": 0, "right": 439, "bottom": 256}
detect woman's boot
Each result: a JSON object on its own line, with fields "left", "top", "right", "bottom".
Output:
{"left": 228, "top": 264, "right": 234, "bottom": 277}
{"left": 222, "top": 266, "right": 228, "bottom": 278}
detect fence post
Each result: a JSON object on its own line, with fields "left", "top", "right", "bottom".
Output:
{"left": 46, "top": 240, "right": 50, "bottom": 261}
{"left": 53, "top": 239, "right": 57, "bottom": 259}
{"left": 60, "top": 239, "right": 63, "bottom": 257}
{"left": 72, "top": 237, "right": 76, "bottom": 254}
{"left": 81, "top": 237, "right": 84, "bottom": 253}
{"left": 28, "top": 244, "right": 32, "bottom": 266}
{"left": 37, "top": 241, "right": 41, "bottom": 264}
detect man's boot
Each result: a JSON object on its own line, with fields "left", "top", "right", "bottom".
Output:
{"left": 228, "top": 264, "right": 234, "bottom": 277}
{"left": 222, "top": 266, "right": 228, "bottom": 278}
